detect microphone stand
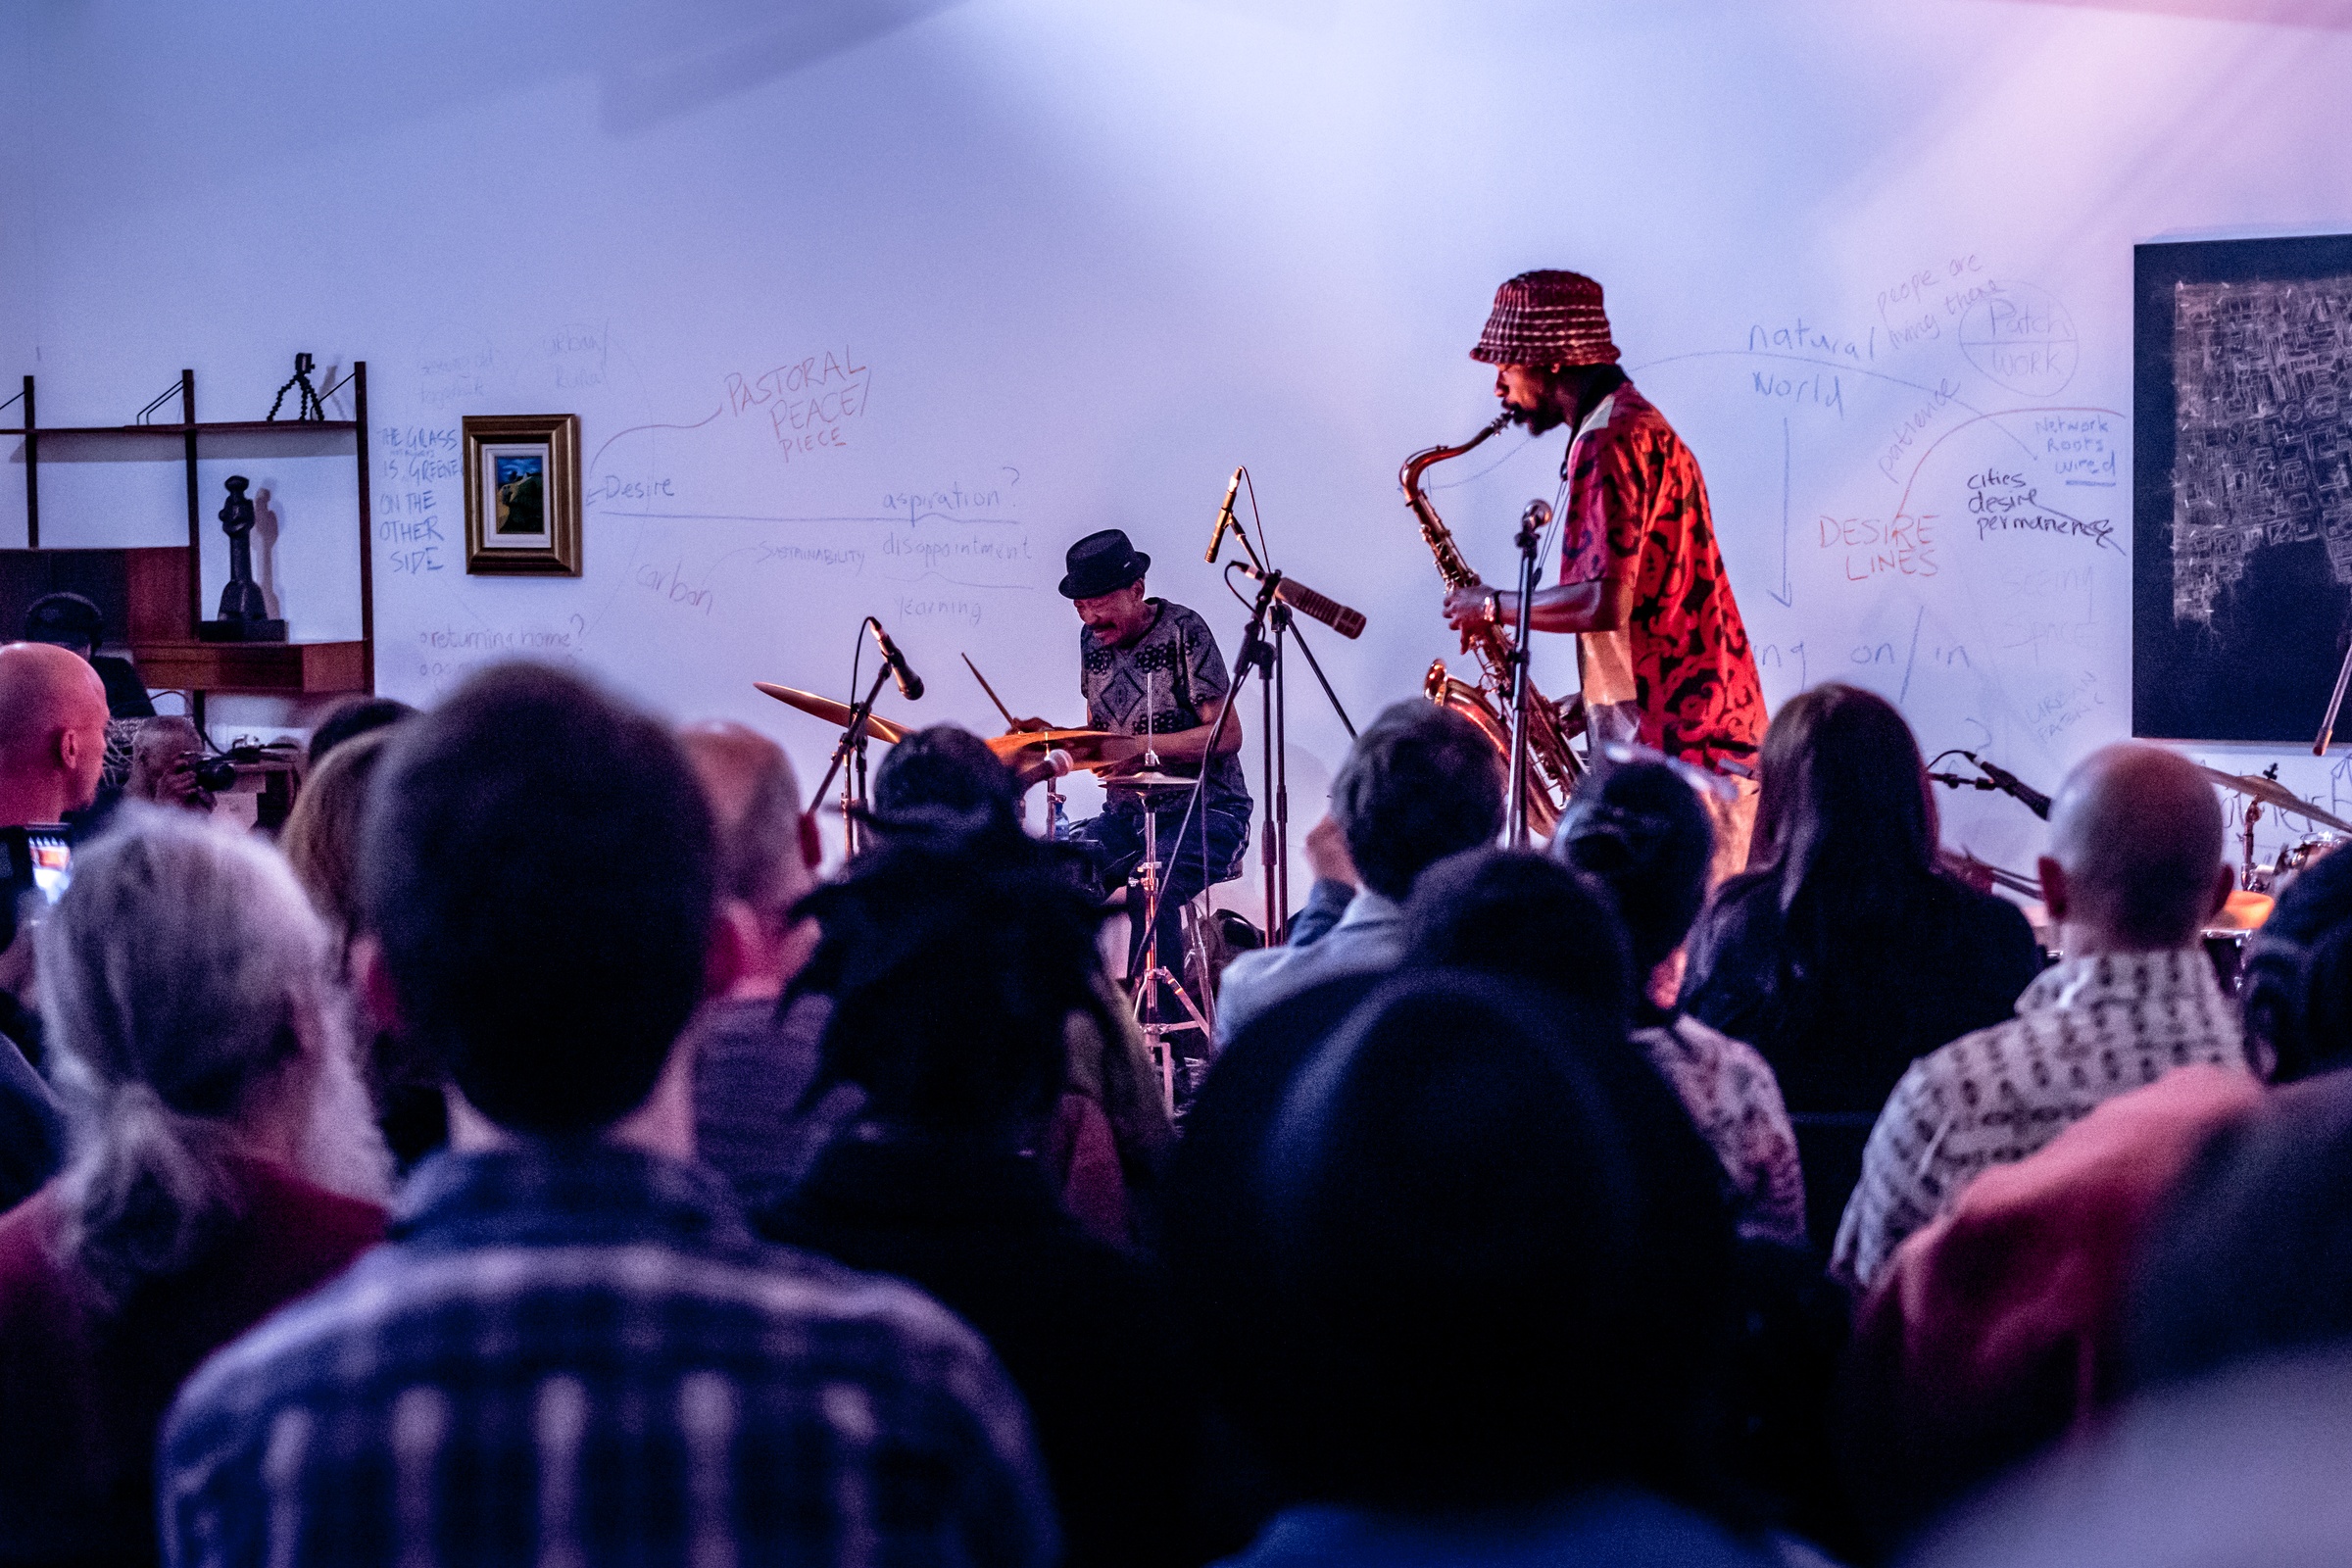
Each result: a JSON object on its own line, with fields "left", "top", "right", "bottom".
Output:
{"left": 808, "top": 658, "right": 893, "bottom": 861}
{"left": 1504, "top": 504, "right": 1546, "bottom": 847}
{"left": 2318, "top": 632, "right": 2352, "bottom": 755}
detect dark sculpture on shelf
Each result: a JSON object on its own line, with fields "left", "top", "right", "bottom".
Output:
{"left": 197, "top": 475, "right": 287, "bottom": 643}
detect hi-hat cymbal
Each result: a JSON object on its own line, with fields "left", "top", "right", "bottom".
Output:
{"left": 2193, "top": 764, "right": 2352, "bottom": 835}
{"left": 753, "top": 682, "right": 911, "bottom": 745}
{"left": 1104, "top": 771, "right": 1198, "bottom": 791}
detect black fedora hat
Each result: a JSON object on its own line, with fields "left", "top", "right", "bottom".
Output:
{"left": 1058, "top": 529, "right": 1152, "bottom": 600}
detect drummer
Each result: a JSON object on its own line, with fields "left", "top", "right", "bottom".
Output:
{"left": 1012, "top": 529, "right": 1252, "bottom": 984}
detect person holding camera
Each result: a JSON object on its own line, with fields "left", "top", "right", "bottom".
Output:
{"left": 123, "top": 715, "right": 220, "bottom": 815}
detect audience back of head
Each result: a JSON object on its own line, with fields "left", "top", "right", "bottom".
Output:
{"left": 1226, "top": 970, "right": 1733, "bottom": 1511}
{"left": 1747, "top": 682, "right": 1936, "bottom": 912}
{"left": 0, "top": 641, "right": 111, "bottom": 825}
{"left": 307, "top": 696, "right": 415, "bottom": 768}
{"left": 788, "top": 821, "right": 1106, "bottom": 1137}
{"left": 359, "top": 662, "right": 715, "bottom": 1135}
{"left": 40, "top": 808, "right": 388, "bottom": 1302}
{"left": 2039, "top": 744, "right": 2229, "bottom": 954}
{"left": 1556, "top": 755, "right": 1716, "bottom": 989}
{"left": 1332, "top": 702, "right": 1506, "bottom": 900}
{"left": 870, "top": 724, "right": 1022, "bottom": 830}
{"left": 2238, "top": 842, "right": 2352, "bottom": 1081}
{"left": 675, "top": 719, "right": 816, "bottom": 996}
{"left": 1401, "top": 847, "right": 1633, "bottom": 1024}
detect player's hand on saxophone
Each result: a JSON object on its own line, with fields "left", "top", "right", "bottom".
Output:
{"left": 1442, "top": 581, "right": 1499, "bottom": 646}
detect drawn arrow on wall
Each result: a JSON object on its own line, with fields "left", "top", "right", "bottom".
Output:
{"left": 1766, "top": 416, "right": 1793, "bottom": 608}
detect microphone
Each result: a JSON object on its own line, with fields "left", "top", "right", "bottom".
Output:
{"left": 1234, "top": 563, "right": 1367, "bottom": 640}
{"left": 1014, "top": 749, "right": 1074, "bottom": 789}
{"left": 1962, "top": 752, "right": 2051, "bottom": 819}
{"left": 1204, "top": 466, "right": 1243, "bottom": 563}
{"left": 867, "top": 618, "right": 924, "bottom": 701}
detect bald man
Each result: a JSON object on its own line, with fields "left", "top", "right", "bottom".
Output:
{"left": 1833, "top": 743, "right": 2251, "bottom": 1289}
{"left": 672, "top": 720, "right": 827, "bottom": 1206}
{"left": 0, "top": 642, "right": 110, "bottom": 828}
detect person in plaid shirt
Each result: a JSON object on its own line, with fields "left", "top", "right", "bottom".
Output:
{"left": 158, "top": 662, "right": 1055, "bottom": 1568}
{"left": 1443, "top": 270, "right": 1768, "bottom": 876}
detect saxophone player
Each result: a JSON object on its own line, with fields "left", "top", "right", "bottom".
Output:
{"left": 1440, "top": 270, "right": 1767, "bottom": 875}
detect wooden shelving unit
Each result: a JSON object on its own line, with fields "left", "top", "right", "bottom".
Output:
{"left": 0, "top": 365, "right": 374, "bottom": 701}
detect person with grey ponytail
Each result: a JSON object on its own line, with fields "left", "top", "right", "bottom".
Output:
{"left": 0, "top": 807, "right": 389, "bottom": 1566}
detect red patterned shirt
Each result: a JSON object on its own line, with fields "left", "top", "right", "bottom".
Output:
{"left": 1557, "top": 383, "right": 1766, "bottom": 771}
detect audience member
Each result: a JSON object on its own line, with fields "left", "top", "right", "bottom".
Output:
{"left": 0, "top": 642, "right": 110, "bottom": 1200}
{"left": 2237, "top": 837, "right": 2352, "bottom": 1082}
{"left": 861, "top": 723, "right": 1169, "bottom": 1237}
{"left": 871, "top": 722, "right": 1025, "bottom": 828}
{"left": 1908, "top": 1345, "right": 2352, "bottom": 1568}
{"left": 122, "top": 714, "right": 217, "bottom": 814}
{"left": 673, "top": 719, "right": 828, "bottom": 1208}
{"left": 0, "top": 641, "right": 110, "bottom": 828}
{"left": 280, "top": 728, "right": 446, "bottom": 1167}
{"left": 1400, "top": 842, "right": 1842, "bottom": 1544}
{"left": 1558, "top": 759, "right": 1807, "bottom": 1248}
{"left": 1682, "top": 684, "right": 2040, "bottom": 1250}
{"left": 158, "top": 662, "right": 1056, "bottom": 1568}
{"left": 1216, "top": 701, "right": 1504, "bottom": 1045}
{"left": 759, "top": 821, "right": 1229, "bottom": 1568}
{"left": 22, "top": 590, "right": 154, "bottom": 719}
{"left": 1199, "top": 970, "right": 1765, "bottom": 1567}
{"left": 2118, "top": 842, "right": 2352, "bottom": 1398}
{"left": 1401, "top": 847, "right": 1636, "bottom": 1021}
{"left": 1834, "top": 743, "right": 2246, "bottom": 1288}
{"left": 1841, "top": 1061, "right": 2261, "bottom": 1548}
{"left": 305, "top": 694, "right": 414, "bottom": 768}
{"left": 0, "top": 808, "right": 389, "bottom": 1566}
{"left": 2128, "top": 1069, "right": 2352, "bottom": 1394}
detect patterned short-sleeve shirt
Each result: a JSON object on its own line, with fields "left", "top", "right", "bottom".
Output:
{"left": 1557, "top": 383, "right": 1767, "bottom": 772}
{"left": 1081, "top": 599, "right": 1250, "bottom": 813}
{"left": 1831, "top": 949, "right": 2254, "bottom": 1290}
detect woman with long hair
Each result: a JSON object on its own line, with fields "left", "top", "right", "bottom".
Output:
{"left": 1681, "top": 684, "right": 2038, "bottom": 1249}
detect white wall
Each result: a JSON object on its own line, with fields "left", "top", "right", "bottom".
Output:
{"left": 7, "top": 0, "right": 2352, "bottom": 893}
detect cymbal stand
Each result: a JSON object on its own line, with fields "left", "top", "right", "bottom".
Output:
{"left": 1504, "top": 499, "right": 1552, "bottom": 848}
{"left": 1131, "top": 785, "right": 1209, "bottom": 1115}
{"left": 808, "top": 658, "right": 893, "bottom": 861}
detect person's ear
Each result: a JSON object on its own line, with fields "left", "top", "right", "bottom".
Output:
{"left": 2210, "top": 862, "right": 2237, "bottom": 922}
{"left": 54, "top": 721, "right": 81, "bottom": 776}
{"left": 2037, "top": 857, "right": 2069, "bottom": 923}
{"left": 349, "top": 933, "right": 404, "bottom": 1036}
{"left": 706, "top": 899, "right": 757, "bottom": 999}
{"left": 797, "top": 809, "right": 822, "bottom": 873}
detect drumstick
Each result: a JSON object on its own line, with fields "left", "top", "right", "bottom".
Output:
{"left": 961, "top": 653, "right": 1021, "bottom": 729}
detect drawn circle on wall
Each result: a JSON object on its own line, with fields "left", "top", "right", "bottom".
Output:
{"left": 1958, "top": 282, "right": 2078, "bottom": 396}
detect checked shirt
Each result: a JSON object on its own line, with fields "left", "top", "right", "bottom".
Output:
{"left": 159, "top": 1142, "right": 1055, "bottom": 1568}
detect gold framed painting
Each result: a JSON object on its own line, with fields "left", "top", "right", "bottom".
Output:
{"left": 462, "top": 414, "right": 581, "bottom": 575}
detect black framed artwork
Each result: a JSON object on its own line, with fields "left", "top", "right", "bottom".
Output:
{"left": 2133, "top": 234, "right": 2352, "bottom": 743}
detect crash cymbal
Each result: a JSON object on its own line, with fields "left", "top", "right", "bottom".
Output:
{"left": 2192, "top": 764, "right": 2352, "bottom": 835}
{"left": 753, "top": 682, "right": 910, "bottom": 745}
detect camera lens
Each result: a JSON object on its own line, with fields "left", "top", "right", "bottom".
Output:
{"left": 193, "top": 757, "right": 238, "bottom": 793}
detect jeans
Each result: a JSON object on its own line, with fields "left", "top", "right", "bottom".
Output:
{"left": 1064, "top": 802, "right": 1252, "bottom": 988}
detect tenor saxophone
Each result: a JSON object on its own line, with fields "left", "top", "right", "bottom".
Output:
{"left": 1402, "top": 413, "right": 1583, "bottom": 836}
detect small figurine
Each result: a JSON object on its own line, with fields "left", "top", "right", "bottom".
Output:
{"left": 197, "top": 475, "right": 287, "bottom": 642}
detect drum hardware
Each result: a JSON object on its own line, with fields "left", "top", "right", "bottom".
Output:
{"left": 1122, "top": 766, "right": 1211, "bottom": 1114}
{"left": 2190, "top": 762, "right": 2352, "bottom": 889}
